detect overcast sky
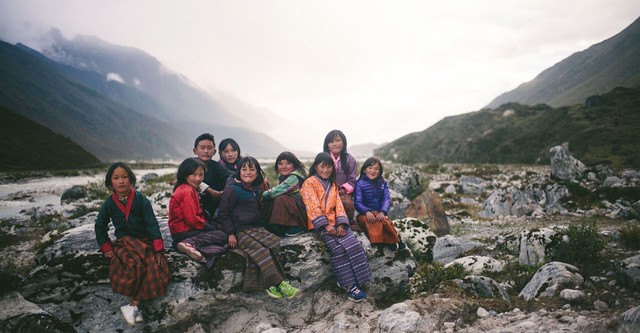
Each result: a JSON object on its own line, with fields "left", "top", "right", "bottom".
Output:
{"left": 1, "top": 1, "right": 639, "bottom": 152}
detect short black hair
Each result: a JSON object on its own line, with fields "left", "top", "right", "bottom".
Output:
{"left": 275, "top": 151, "right": 307, "bottom": 177}
{"left": 309, "top": 152, "right": 336, "bottom": 183}
{"left": 174, "top": 157, "right": 205, "bottom": 192}
{"left": 359, "top": 157, "right": 384, "bottom": 182}
{"left": 218, "top": 138, "right": 241, "bottom": 157}
{"left": 105, "top": 162, "right": 137, "bottom": 189}
{"left": 194, "top": 133, "right": 215, "bottom": 148}
{"left": 233, "top": 156, "right": 265, "bottom": 186}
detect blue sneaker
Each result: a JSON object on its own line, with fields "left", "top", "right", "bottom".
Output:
{"left": 346, "top": 285, "right": 367, "bottom": 302}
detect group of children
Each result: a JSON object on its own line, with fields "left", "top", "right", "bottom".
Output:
{"left": 94, "top": 130, "right": 406, "bottom": 326}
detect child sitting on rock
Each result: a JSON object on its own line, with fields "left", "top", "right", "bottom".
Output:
{"left": 169, "top": 158, "right": 228, "bottom": 268}
{"left": 218, "top": 156, "right": 299, "bottom": 299}
{"left": 354, "top": 157, "right": 406, "bottom": 251}
{"left": 301, "top": 152, "right": 371, "bottom": 302}
{"left": 94, "top": 162, "right": 170, "bottom": 327}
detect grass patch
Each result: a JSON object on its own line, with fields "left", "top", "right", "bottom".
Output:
{"left": 410, "top": 262, "right": 466, "bottom": 294}
{"left": 620, "top": 223, "right": 640, "bottom": 250}
{"left": 547, "top": 220, "right": 606, "bottom": 277}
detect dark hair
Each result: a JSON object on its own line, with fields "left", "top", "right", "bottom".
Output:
{"left": 174, "top": 157, "right": 205, "bottom": 192}
{"left": 194, "top": 133, "right": 215, "bottom": 148}
{"left": 218, "top": 138, "right": 242, "bottom": 169}
{"left": 275, "top": 151, "right": 307, "bottom": 177}
{"left": 359, "top": 157, "right": 384, "bottom": 182}
{"left": 322, "top": 129, "right": 349, "bottom": 175}
{"left": 218, "top": 138, "right": 241, "bottom": 157}
{"left": 233, "top": 156, "right": 265, "bottom": 186}
{"left": 309, "top": 152, "right": 336, "bottom": 183}
{"left": 105, "top": 162, "right": 137, "bottom": 189}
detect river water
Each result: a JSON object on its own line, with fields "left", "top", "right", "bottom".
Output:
{"left": 0, "top": 168, "right": 177, "bottom": 219}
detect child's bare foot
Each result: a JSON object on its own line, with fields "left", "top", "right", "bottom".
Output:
{"left": 177, "top": 242, "right": 204, "bottom": 262}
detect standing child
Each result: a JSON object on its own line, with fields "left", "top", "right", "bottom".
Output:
{"left": 301, "top": 152, "right": 371, "bottom": 302}
{"left": 169, "top": 158, "right": 228, "bottom": 268}
{"left": 218, "top": 138, "right": 242, "bottom": 172}
{"left": 94, "top": 162, "right": 170, "bottom": 327}
{"left": 218, "top": 156, "right": 299, "bottom": 299}
{"left": 193, "top": 133, "right": 234, "bottom": 219}
{"left": 262, "top": 151, "right": 308, "bottom": 237}
{"left": 354, "top": 157, "right": 406, "bottom": 251}
{"left": 323, "top": 130, "right": 359, "bottom": 230}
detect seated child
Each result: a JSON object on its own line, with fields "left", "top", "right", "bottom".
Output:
{"left": 262, "top": 151, "right": 308, "bottom": 237}
{"left": 193, "top": 133, "right": 234, "bottom": 219}
{"left": 323, "top": 130, "right": 359, "bottom": 231}
{"left": 218, "top": 156, "right": 299, "bottom": 299}
{"left": 169, "top": 158, "right": 228, "bottom": 268}
{"left": 218, "top": 138, "right": 242, "bottom": 171}
{"left": 354, "top": 157, "right": 406, "bottom": 251}
{"left": 94, "top": 162, "right": 170, "bottom": 327}
{"left": 301, "top": 152, "right": 371, "bottom": 302}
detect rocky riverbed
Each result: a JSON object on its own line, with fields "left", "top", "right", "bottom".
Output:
{"left": 0, "top": 147, "right": 639, "bottom": 332}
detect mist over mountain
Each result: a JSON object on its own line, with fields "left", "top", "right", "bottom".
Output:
{"left": 377, "top": 17, "right": 640, "bottom": 168}
{"left": 0, "top": 29, "right": 289, "bottom": 165}
{"left": 486, "top": 16, "right": 640, "bottom": 109}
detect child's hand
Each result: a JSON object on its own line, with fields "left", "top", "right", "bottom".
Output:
{"left": 104, "top": 251, "right": 114, "bottom": 259}
{"left": 228, "top": 235, "right": 237, "bottom": 248}
{"left": 376, "top": 212, "right": 387, "bottom": 221}
{"left": 325, "top": 225, "right": 337, "bottom": 235}
{"left": 336, "top": 225, "right": 346, "bottom": 237}
{"left": 365, "top": 211, "right": 376, "bottom": 223}
{"left": 155, "top": 252, "right": 166, "bottom": 267}
{"left": 339, "top": 187, "right": 346, "bottom": 196}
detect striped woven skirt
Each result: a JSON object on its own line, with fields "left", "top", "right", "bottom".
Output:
{"left": 266, "top": 194, "right": 308, "bottom": 229}
{"left": 356, "top": 215, "right": 400, "bottom": 244}
{"left": 236, "top": 227, "right": 285, "bottom": 292}
{"left": 171, "top": 222, "right": 228, "bottom": 268}
{"left": 109, "top": 236, "right": 170, "bottom": 301}
{"left": 317, "top": 228, "right": 371, "bottom": 289}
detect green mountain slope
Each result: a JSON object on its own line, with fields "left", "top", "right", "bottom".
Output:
{"left": 486, "top": 17, "right": 640, "bottom": 108}
{"left": 0, "top": 40, "right": 190, "bottom": 161}
{"left": 0, "top": 106, "right": 100, "bottom": 170}
{"left": 375, "top": 87, "right": 640, "bottom": 168}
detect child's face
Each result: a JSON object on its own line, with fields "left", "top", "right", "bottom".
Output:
{"left": 365, "top": 163, "right": 380, "bottom": 180}
{"left": 315, "top": 162, "right": 333, "bottom": 180}
{"left": 220, "top": 144, "right": 239, "bottom": 164}
{"left": 186, "top": 166, "right": 205, "bottom": 189}
{"left": 111, "top": 167, "right": 131, "bottom": 196}
{"left": 277, "top": 159, "right": 294, "bottom": 177}
{"left": 328, "top": 135, "right": 344, "bottom": 156}
{"left": 240, "top": 164, "right": 257, "bottom": 184}
{"left": 193, "top": 140, "right": 216, "bottom": 163}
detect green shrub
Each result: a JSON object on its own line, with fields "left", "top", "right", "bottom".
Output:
{"left": 547, "top": 221, "right": 606, "bottom": 276}
{"left": 620, "top": 223, "right": 640, "bottom": 250}
{"left": 411, "top": 262, "right": 466, "bottom": 294}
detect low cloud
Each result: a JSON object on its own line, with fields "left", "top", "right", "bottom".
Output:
{"left": 106, "top": 72, "right": 124, "bottom": 84}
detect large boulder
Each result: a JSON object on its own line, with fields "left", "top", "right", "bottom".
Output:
{"left": 392, "top": 218, "right": 437, "bottom": 261}
{"left": 517, "top": 228, "right": 557, "bottom": 266}
{"left": 613, "top": 254, "right": 640, "bottom": 291}
{"left": 519, "top": 261, "right": 584, "bottom": 301}
{"left": 387, "top": 164, "right": 423, "bottom": 199}
{"left": 549, "top": 145, "right": 586, "bottom": 181}
{"left": 18, "top": 217, "right": 417, "bottom": 332}
{"left": 404, "top": 190, "right": 449, "bottom": 236}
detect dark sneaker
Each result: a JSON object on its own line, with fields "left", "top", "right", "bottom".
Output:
{"left": 398, "top": 241, "right": 408, "bottom": 251}
{"left": 285, "top": 227, "right": 305, "bottom": 237}
{"left": 278, "top": 281, "right": 299, "bottom": 298}
{"left": 266, "top": 286, "right": 283, "bottom": 299}
{"left": 387, "top": 243, "right": 399, "bottom": 251}
{"left": 346, "top": 285, "right": 367, "bottom": 302}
